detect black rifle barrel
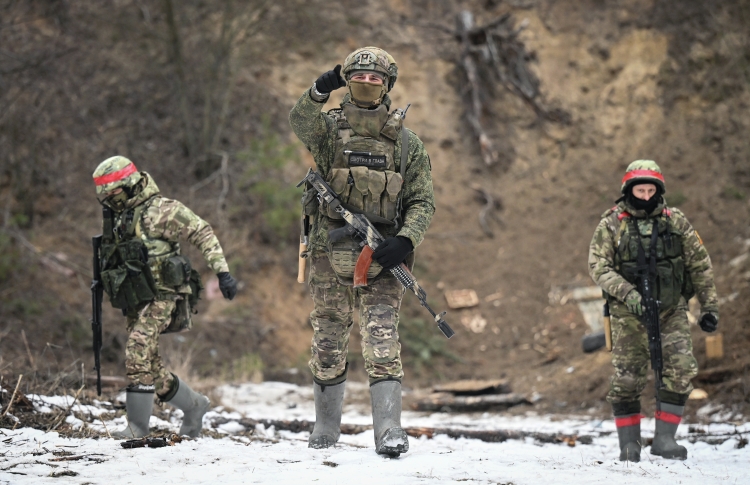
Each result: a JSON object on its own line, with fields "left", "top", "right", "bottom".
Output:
{"left": 91, "top": 235, "right": 103, "bottom": 396}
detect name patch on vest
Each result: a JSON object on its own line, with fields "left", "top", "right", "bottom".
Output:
{"left": 347, "top": 151, "right": 387, "bottom": 168}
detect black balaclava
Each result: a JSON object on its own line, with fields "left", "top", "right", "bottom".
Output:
{"left": 625, "top": 184, "right": 662, "bottom": 214}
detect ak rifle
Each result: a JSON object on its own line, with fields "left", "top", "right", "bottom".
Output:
{"left": 298, "top": 169, "right": 455, "bottom": 339}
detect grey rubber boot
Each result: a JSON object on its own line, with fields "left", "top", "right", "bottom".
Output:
{"left": 308, "top": 380, "right": 345, "bottom": 449}
{"left": 370, "top": 380, "right": 409, "bottom": 457}
{"left": 651, "top": 403, "right": 687, "bottom": 460}
{"left": 166, "top": 377, "right": 210, "bottom": 438}
{"left": 615, "top": 418, "right": 641, "bottom": 462}
{"left": 111, "top": 390, "right": 154, "bottom": 439}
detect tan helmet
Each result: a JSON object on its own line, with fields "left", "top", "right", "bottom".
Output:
{"left": 342, "top": 47, "right": 398, "bottom": 92}
{"left": 93, "top": 156, "right": 142, "bottom": 196}
{"left": 621, "top": 159, "right": 666, "bottom": 194}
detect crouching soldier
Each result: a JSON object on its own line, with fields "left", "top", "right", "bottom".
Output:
{"left": 588, "top": 160, "right": 719, "bottom": 461}
{"left": 92, "top": 156, "right": 238, "bottom": 438}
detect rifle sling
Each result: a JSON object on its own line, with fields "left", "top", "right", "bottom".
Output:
{"left": 628, "top": 218, "right": 659, "bottom": 292}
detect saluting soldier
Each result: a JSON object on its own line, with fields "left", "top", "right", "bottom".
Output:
{"left": 92, "top": 156, "right": 238, "bottom": 438}
{"left": 589, "top": 160, "right": 719, "bottom": 461}
{"left": 289, "top": 47, "right": 435, "bottom": 456}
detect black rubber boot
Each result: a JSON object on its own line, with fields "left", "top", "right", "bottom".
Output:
{"left": 651, "top": 403, "right": 688, "bottom": 460}
{"left": 112, "top": 389, "right": 154, "bottom": 439}
{"left": 166, "top": 377, "right": 210, "bottom": 438}
{"left": 308, "top": 380, "right": 345, "bottom": 449}
{"left": 615, "top": 416, "right": 642, "bottom": 462}
{"left": 370, "top": 380, "right": 409, "bottom": 457}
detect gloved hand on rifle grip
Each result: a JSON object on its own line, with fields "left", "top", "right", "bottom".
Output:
{"left": 625, "top": 289, "right": 643, "bottom": 316}
{"left": 217, "top": 272, "right": 238, "bottom": 301}
{"left": 698, "top": 312, "right": 718, "bottom": 333}
{"left": 372, "top": 236, "right": 413, "bottom": 270}
{"left": 313, "top": 65, "right": 347, "bottom": 95}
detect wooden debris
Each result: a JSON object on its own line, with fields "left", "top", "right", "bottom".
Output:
{"left": 705, "top": 333, "right": 724, "bottom": 360}
{"left": 206, "top": 416, "right": 590, "bottom": 446}
{"left": 411, "top": 392, "right": 529, "bottom": 412}
{"left": 445, "top": 289, "right": 479, "bottom": 309}
{"left": 433, "top": 379, "right": 511, "bottom": 395}
{"left": 689, "top": 388, "right": 708, "bottom": 400}
{"left": 452, "top": 10, "right": 570, "bottom": 168}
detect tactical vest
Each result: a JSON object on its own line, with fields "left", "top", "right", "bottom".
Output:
{"left": 99, "top": 200, "right": 202, "bottom": 332}
{"left": 613, "top": 208, "right": 694, "bottom": 310}
{"left": 320, "top": 103, "right": 409, "bottom": 283}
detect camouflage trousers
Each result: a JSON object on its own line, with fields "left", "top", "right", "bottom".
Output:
{"left": 125, "top": 299, "right": 177, "bottom": 398}
{"left": 308, "top": 251, "right": 405, "bottom": 384}
{"left": 607, "top": 297, "right": 697, "bottom": 405}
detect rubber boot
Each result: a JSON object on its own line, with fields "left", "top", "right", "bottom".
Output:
{"left": 370, "top": 380, "right": 409, "bottom": 457}
{"left": 651, "top": 403, "right": 688, "bottom": 460}
{"left": 308, "top": 380, "right": 346, "bottom": 449}
{"left": 166, "top": 377, "right": 210, "bottom": 438}
{"left": 111, "top": 389, "right": 154, "bottom": 439}
{"left": 614, "top": 414, "right": 642, "bottom": 462}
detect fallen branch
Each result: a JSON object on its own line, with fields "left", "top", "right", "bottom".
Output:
{"left": 208, "top": 416, "right": 590, "bottom": 446}
{"left": 1, "top": 374, "right": 23, "bottom": 417}
{"left": 49, "top": 384, "right": 85, "bottom": 431}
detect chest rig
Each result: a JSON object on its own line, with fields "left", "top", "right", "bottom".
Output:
{"left": 612, "top": 208, "right": 693, "bottom": 310}
{"left": 322, "top": 103, "right": 409, "bottom": 284}
{"left": 100, "top": 201, "right": 200, "bottom": 332}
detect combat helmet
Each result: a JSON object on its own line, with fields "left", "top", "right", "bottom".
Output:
{"left": 621, "top": 160, "right": 666, "bottom": 194}
{"left": 93, "top": 156, "right": 142, "bottom": 196}
{"left": 342, "top": 47, "right": 398, "bottom": 91}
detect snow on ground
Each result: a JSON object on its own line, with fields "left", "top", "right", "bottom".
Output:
{"left": 1, "top": 382, "right": 748, "bottom": 485}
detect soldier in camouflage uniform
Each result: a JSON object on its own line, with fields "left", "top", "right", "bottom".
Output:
{"left": 289, "top": 47, "right": 435, "bottom": 456}
{"left": 588, "top": 160, "right": 719, "bottom": 462}
{"left": 92, "top": 156, "right": 238, "bottom": 439}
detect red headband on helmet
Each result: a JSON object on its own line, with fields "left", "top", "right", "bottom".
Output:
{"left": 94, "top": 162, "right": 137, "bottom": 186}
{"left": 622, "top": 169, "right": 664, "bottom": 185}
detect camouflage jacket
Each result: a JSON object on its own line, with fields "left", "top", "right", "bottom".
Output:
{"left": 289, "top": 88, "right": 435, "bottom": 251}
{"left": 588, "top": 199, "right": 718, "bottom": 313}
{"left": 113, "top": 172, "right": 229, "bottom": 279}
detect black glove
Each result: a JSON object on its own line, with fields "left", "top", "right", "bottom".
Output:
{"left": 372, "top": 236, "right": 413, "bottom": 270}
{"left": 314, "top": 65, "right": 347, "bottom": 95}
{"left": 698, "top": 312, "right": 718, "bottom": 333}
{"left": 217, "top": 272, "right": 237, "bottom": 301}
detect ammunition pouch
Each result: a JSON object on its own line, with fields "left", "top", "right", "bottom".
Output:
{"left": 100, "top": 260, "right": 158, "bottom": 310}
{"left": 162, "top": 269, "right": 203, "bottom": 334}
{"left": 323, "top": 167, "right": 402, "bottom": 224}
{"left": 161, "top": 255, "right": 192, "bottom": 287}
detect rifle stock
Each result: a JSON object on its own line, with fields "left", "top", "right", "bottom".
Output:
{"left": 353, "top": 246, "right": 374, "bottom": 288}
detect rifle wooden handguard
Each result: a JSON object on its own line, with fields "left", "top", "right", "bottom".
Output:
{"left": 297, "top": 242, "right": 308, "bottom": 283}
{"left": 353, "top": 246, "right": 374, "bottom": 288}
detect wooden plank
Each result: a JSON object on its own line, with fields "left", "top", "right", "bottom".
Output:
{"left": 432, "top": 379, "right": 511, "bottom": 395}
{"left": 411, "top": 392, "right": 529, "bottom": 412}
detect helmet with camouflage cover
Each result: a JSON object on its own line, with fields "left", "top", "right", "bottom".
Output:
{"left": 92, "top": 156, "right": 142, "bottom": 196}
{"left": 342, "top": 46, "right": 398, "bottom": 91}
{"left": 621, "top": 159, "right": 666, "bottom": 194}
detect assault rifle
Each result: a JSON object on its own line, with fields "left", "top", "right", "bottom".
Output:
{"left": 635, "top": 219, "right": 663, "bottom": 409}
{"left": 91, "top": 234, "right": 103, "bottom": 396}
{"left": 297, "top": 169, "right": 455, "bottom": 339}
